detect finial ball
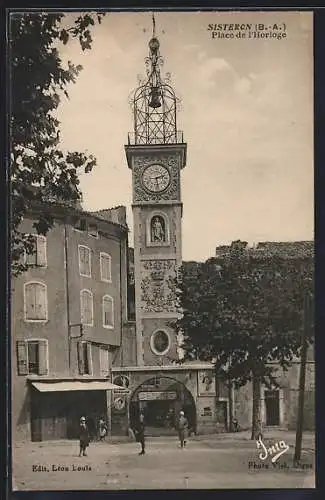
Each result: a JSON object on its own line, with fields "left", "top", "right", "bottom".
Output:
{"left": 149, "top": 37, "right": 160, "bottom": 53}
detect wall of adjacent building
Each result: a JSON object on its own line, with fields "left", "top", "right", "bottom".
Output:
{"left": 12, "top": 207, "right": 129, "bottom": 442}
{"left": 233, "top": 357, "right": 315, "bottom": 431}
{"left": 12, "top": 218, "right": 69, "bottom": 441}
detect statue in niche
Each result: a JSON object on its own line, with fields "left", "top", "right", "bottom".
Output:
{"left": 150, "top": 215, "right": 166, "bottom": 243}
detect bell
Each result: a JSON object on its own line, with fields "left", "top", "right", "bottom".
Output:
{"left": 149, "top": 87, "right": 161, "bottom": 108}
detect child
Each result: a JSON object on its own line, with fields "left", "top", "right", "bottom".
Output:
{"left": 98, "top": 418, "right": 107, "bottom": 441}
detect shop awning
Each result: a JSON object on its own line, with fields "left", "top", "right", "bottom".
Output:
{"left": 31, "top": 380, "right": 128, "bottom": 393}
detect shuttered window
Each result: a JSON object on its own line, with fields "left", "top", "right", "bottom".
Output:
{"left": 99, "top": 347, "right": 110, "bottom": 377}
{"left": 102, "top": 295, "right": 114, "bottom": 328}
{"left": 24, "top": 282, "right": 48, "bottom": 321}
{"left": 100, "top": 253, "right": 112, "bottom": 282}
{"left": 25, "top": 235, "right": 47, "bottom": 267}
{"left": 78, "top": 245, "right": 91, "bottom": 277}
{"left": 16, "top": 341, "right": 28, "bottom": 375}
{"left": 16, "top": 339, "right": 48, "bottom": 375}
{"left": 77, "top": 341, "right": 92, "bottom": 375}
{"left": 80, "top": 289, "right": 93, "bottom": 326}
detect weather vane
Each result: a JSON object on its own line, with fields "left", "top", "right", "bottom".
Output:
{"left": 152, "top": 12, "right": 156, "bottom": 37}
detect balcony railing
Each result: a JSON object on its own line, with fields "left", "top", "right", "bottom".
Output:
{"left": 127, "top": 130, "right": 184, "bottom": 146}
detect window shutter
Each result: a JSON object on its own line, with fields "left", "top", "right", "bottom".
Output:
{"left": 38, "top": 340, "right": 48, "bottom": 375}
{"left": 86, "top": 293, "right": 91, "bottom": 325}
{"left": 25, "top": 284, "right": 36, "bottom": 320}
{"left": 100, "top": 255, "right": 104, "bottom": 280}
{"left": 103, "top": 296, "right": 114, "bottom": 327}
{"left": 77, "top": 341, "right": 85, "bottom": 375}
{"left": 35, "top": 284, "right": 47, "bottom": 320}
{"left": 86, "top": 249, "right": 91, "bottom": 276}
{"left": 87, "top": 343, "right": 93, "bottom": 375}
{"left": 99, "top": 348, "right": 105, "bottom": 376}
{"left": 16, "top": 341, "right": 28, "bottom": 375}
{"left": 36, "top": 237, "right": 47, "bottom": 267}
{"left": 25, "top": 236, "right": 37, "bottom": 266}
{"left": 100, "top": 254, "right": 111, "bottom": 282}
{"left": 79, "top": 247, "right": 91, "bottom": 276}
{"left": 100, "top": 348, "right": 110, "bottom": 377}
{"left": 79, "top": 247, "right": 85, "bottom": 275}
{"left": 80, "top": 292, "right": 85, "bottom": 324}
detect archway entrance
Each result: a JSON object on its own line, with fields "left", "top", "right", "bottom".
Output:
{"left": 129, "top": 376, "right": 196, "bottom": 436}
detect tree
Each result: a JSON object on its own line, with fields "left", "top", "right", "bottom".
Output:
{"left": 176, "top": 241, "right": 314, "bottom": 439}
{"left": 10, "top": 12, "right": 105, "bottom": 276}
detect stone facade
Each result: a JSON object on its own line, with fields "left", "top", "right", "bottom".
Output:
{"left": 111, "top": 365, "right": 228, "bottom": 436}
{"left": 125, "top": 145, "right": 186, "bottom": 369}
{"left": 233, "top": 355, "right": 315, "bottom": 432}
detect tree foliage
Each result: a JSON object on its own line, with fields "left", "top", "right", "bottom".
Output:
{"left": 176, "top": 241, "right": 314, "bottom": 436}
{"left": 10, "top": 12, "right": 105, "bottom": 276}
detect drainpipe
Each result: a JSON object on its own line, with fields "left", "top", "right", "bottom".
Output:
{"left": 119, "top": 236, "right": 124, "bottom": 367}
{"left": 64, "top": 223, "right": 71, "bottom": 372}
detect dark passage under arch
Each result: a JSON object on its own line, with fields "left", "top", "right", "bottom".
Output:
{"left": 129, "top": 376, "right": 196, "bottom": 436}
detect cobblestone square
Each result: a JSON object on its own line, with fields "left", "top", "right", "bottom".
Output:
{"left": 13, "top": 432, "right": 315, "bottom": 490}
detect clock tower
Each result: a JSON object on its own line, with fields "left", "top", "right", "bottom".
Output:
{"left": 125, "top": 17, "right": 187, "bottom": 366}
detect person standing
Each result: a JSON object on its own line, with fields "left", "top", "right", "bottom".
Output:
{"left": 98, "top": 418, "right": 107, "bottom": 441}
{"left": 177, "top": 411, "right": 188, "bottom": 449}
{"left": 136, "top": 410, "right": 146, "bottom": 455}
{"left": 79, "top": 416, "right": 90, "bottom": 457}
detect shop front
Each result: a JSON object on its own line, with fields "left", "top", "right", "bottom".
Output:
{"left": 29, "top": 379, "right": 122, "bottom": 441}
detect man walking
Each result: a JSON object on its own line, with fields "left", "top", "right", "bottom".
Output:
{"left": 177, "top": 410, "right": 188, "bottom": 449}
{"left": 79, "top": 416, "right": 90, "bottom": 457}
{"left": 136, "top": 410, "right": 146, "bottom": 455}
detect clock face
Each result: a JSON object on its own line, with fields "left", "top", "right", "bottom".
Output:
{"left": 142, "top": 164, "right": 170, "bottom": 193}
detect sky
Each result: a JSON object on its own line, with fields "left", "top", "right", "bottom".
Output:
{"left": 57, "top": 11, "right": 314, "bottom": 261}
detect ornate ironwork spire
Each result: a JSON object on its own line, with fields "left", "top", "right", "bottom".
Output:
{"left": 128, "top": 14, "right": 183, "bottom": 146}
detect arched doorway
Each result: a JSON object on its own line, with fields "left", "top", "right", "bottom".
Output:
{"left": 129, "top": 376, "right": 196, "bottom": 436}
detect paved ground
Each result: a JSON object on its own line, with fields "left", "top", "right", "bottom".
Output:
{"left": 12, "top": 431, "right": 315, "bottom": 490}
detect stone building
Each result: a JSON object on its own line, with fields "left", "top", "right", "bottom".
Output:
{"left": 12, "top": 200, "right": 132, "bottom": 441}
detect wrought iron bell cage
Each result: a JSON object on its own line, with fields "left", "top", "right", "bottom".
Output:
{"left": 129, "top": 30, "right": 183, "bottom": 146}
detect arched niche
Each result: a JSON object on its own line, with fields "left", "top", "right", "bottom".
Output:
{"left": 146, "top": 211, "right": 170, "bottom": 247}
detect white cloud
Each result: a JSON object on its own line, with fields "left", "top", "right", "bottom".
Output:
{"left": 194, "top": 56, "right": 234, "bottom": 89}
{"left": 234, "top": 76, "right": 252, "bottom": 96}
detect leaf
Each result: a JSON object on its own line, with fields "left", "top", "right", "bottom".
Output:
{"left": 59, "top": 29, "right": 69, "bottom": 44}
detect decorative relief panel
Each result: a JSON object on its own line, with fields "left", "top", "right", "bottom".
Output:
{"left": 138, "top": 220, "right": 143, "bottom": 250}
{"left": 140, "top": 259, "right": 178, "bottom": 313}
{"left": 133, "top": 155, "right": 180, "bottom": 202}
{"left": 172, "top": 206, "right": 178, "bottom": 251}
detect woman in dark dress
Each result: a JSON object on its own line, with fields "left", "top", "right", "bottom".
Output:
{"left": 135, "top": 411, "right": 146, "bottom": 455}
{"left": 79, "top": 416, "right": 90, "bottom": 457}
